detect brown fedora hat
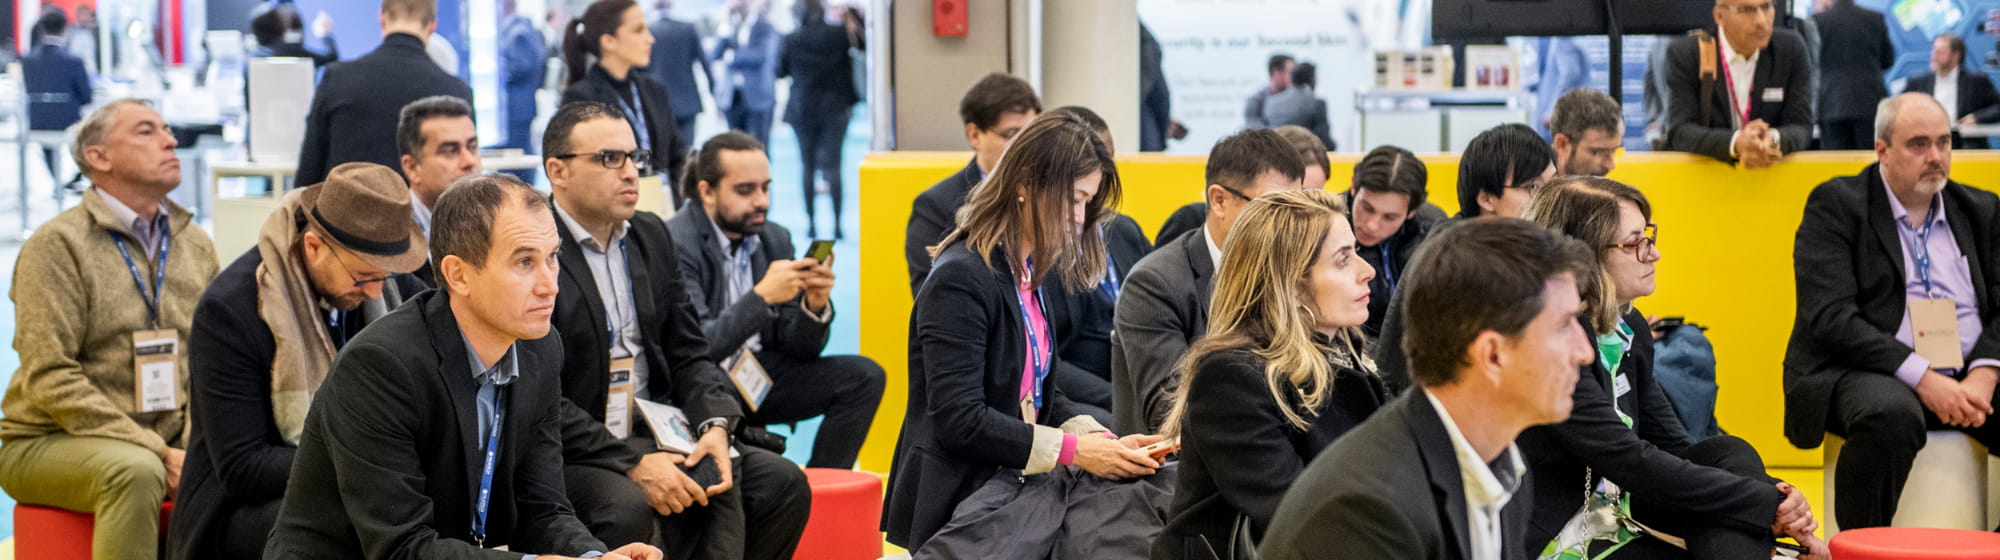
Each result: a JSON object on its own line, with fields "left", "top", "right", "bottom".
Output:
{"left": 299, "top": 162, "right": 429, "bottom": 274}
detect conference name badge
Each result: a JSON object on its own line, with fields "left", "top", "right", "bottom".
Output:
{"left": 132, "top": 329, "right": 179, "bottom": 413}
{"left": 1761, "top": 88, "right": 1784, "bottom": 103}
{"left": 724, "top": 347, "right": 772, "bottom": 412}
{"left": 1613, "top": 373, "right": 1632, "bottom": 399}
{"left": 1911, "top": 298, "right": 1964, "bottom": 370}
{"left": 607, "top": 357, "right": 636, "bottom": 439}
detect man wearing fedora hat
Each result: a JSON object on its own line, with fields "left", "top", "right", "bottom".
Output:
{"left": 168, "top": 162, "right": 430, "bottom": 559}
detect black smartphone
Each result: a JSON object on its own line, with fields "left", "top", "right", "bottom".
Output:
{"left": 805, "top": 240, "right": 835, "bottom": 262}
{"left": 682, "top": 454, "right": 722, "bottom": 488}
{"left": 1654, "top": 316, "right": 1687, "bottom": 331}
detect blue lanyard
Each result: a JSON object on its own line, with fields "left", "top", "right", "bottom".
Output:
{"left": 1018, "top": 259, "right": 1051, "bottom": 410}
{"left": 1380, "top": 237, "right": 1398, "bottom": 295}
{"left": 472, "top": 384, "right": 508, "bottom": 548}
{"left": 110, "top": 222, "right": 171, "bottom": 328}
{"left": 604, "top": 238, "right": 637, "bottom": 351}
{"left": 1100, "top": 242, "right": 1122, "bottom": 302}
{"left": 613, "top": 82, "right": 652, "bottom": 159}
{"left": 1912, "top": 197, "right": 1941, "bottom": 295}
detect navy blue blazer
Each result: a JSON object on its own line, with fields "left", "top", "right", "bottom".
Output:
{"left": 711, "top": 16, "right": 780, "bottom": 111}
{"left": 23, "top": 43, "right": 91, "bottom": 131}
{"left": 647, "top": 17, "right": 711, "bottom": 119}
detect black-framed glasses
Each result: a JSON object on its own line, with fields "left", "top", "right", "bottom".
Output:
{"left": 554, "top": 149, "right": 652, "bottom": 170}
{"left": 1217, "top": 184, "right": 1254, "bottom": 202}
{"left": 1607, "top": 224, "right": 1660, "bottom": 263}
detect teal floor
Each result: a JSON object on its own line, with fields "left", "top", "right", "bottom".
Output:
{"left": 0, "top": 106, "right": 873, "bottom": 538}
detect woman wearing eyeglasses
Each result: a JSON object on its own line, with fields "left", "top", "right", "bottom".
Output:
{"left": 1519, "top": 176, "right": 1829, "bottom": 560}
{"left": 560, "top": 0, "right": 686, "bottom": 196}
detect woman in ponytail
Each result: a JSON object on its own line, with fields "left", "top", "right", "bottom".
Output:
{"left": 559, "top": 0, "right": 687, "bottom": 199}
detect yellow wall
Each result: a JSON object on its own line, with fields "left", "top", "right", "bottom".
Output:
{"left": 855, "top": 150, "right": 2000, "bottom": 472}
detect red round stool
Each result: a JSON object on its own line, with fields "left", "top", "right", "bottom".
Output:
{"left": 1829, "top": 527, "right": 2000, "bottom": 559}
{"left": 796, "top": 468, "right": 884, "bottom": 560}
{"left": 15, "top": 501, "right": 173, "bottom": 558}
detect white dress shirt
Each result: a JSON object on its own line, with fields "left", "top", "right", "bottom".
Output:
{"left": 1425, "top": 389, "right": 1527, "bottom": 560}
{"left": 1203, "top": 225, "right": 1223, "bottom": 271}
{"left": 553, "top": 201, "right": 651, "bottom": 399}
{"left": 1938, "top": 69, "right": 1961, "bottom": 122}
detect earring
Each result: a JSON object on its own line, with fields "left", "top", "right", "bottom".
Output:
{"left": 1017, "top": 196, "right": 1026, "bottom": 203}
{"left": 1299, "top": 304, "right": 1317, "bottom": 325}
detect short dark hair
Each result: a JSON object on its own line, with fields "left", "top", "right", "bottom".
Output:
{"left": 680, "top": 131, "right": 767, "bottom": 200}
{"left": 1458, "top": 124, "right": 1554, "bottom": 217}
{"left": 542, "top": 101, "right": 626, "bottom": 163}
{"left": 249, "top": 6, "right": 287, "bottom": 46}
{"left": 1937, "top": 33, "right": 1966, "bottom": 63}
{"left": 382, "top": 0, "right": 438, "bottom": 25}
{"left": 1353, "top": 145, "right": 1427, "bottom": 213}
{"left": 397, "top": 95, "right": 474, "bottom": 161}
{"left": 429, "top": 173, "right": 550, "bottom": 271}
{"left": 1205, "top": 129, "right": 1305, "bottom": 193}
{"left": 1401, "top": 217, "right": 1593, "bottom": 386}
{"left": 37, "top": 11, "right": 66, "bottom": 38}
{"left": 958, "top": 73, "right": 1041, "bottom": 132}
{"left": 1271, "top": 125, "right": 1330, "bottom": 175}
{"left": 1290, "top": 62, "right": 1317, "bottom": 89}
{"left": 1550, "top": 88, "right": 1624, "bottom": 143}
{"left": 1267, "top": 54, "right": 1294, "bottom": 74}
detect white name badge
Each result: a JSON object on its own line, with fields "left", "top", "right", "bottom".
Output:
{"left": 133, "top": 329, "right": 179, "bottom": 413}
{"left": 1762, "top": 88, "right": 1785, "bottom": 103}
{"left": 606, "top": 357, "right": 635, "bottom": 439}
{"left": 1911, "top": 298, "right": 1965, "bottom": 370}
{"left": 724, "top": 347, "right": 772, "bottom": 412}
{"left": 1613, "top": 373, "right": 1632, "bottom": 399}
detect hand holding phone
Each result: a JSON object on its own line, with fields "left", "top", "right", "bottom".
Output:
{"left": 805, "top": 240, "right": 835, "bottom": 263}
{"left": 1141, "top": 437, "right": 1181, "bottom": 460}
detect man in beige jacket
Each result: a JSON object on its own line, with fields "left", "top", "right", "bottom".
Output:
{"left": 0, "top": 99, "right": 219, "bottom": 560}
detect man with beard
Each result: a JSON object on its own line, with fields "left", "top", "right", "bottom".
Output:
{"left": 1550, "top": 88, "right": 1625, "bottom": 177}
{"left": 1786, "top": 93, "right": 2000, "bottom": 530}
{"left": 170, "top": 163, "right": 427, "bottom": 559}
{"left": 666, "top": 131, "right": 884, "bottom": 470}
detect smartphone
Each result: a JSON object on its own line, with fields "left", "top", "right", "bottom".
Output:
{"left": 682, "top": 454, "right": 722, "bottom": 488}
{"left": 1654, "top": 316, "right": 1686, "bottom": 331}
{"left": 1141, "top": 437, "right": 1181, "bottom": 460}
{"left": 805, "top": 240, "right": 835, "bottom": 263}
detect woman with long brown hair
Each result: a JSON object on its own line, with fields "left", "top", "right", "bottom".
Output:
{"left": 559, "top": 0, "right": 686, "bottom": 190}
{"left": 885, "top": 109, "right": 1162, "bottom": 551}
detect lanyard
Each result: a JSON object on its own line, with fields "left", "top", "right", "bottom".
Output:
{"left": 1018, "top": 264, "right": 1051, "bottom": 411}
{"left": 111, "top": 223, "right": 171, "bottom": 328}
{"left": 1717, "top": 41, "right": 1751, "bottom": 127}
{"left": 603, "top": 238, "right": 638, "bottom": 351}
{"left": 613, "top": 82, "right": 652, "bottom": 159}
{"left": 1099, "top": 248, "right": 1122, "bottom": 302}
{"left": 472, "top": 384, "right": 508, "bottom": 548}
{"left": 1380, "top": 238, "right": 1398, "bottom": 295}
{"left": 1912, "top": 197, "right": 1942, "bottom": 296}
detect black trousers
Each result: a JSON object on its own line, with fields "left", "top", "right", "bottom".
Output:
{"left": 791, "top": 107, "right": 854, "bottom": 238}
{"left": 1603, "top": 435, "right": 1775, "bottom": 559}
{"left": 746, "top": 352, "right": 885, "bottom": 469}
{"left": 1819, "top": 119, "right": 1874, "bottom": 151}
{"left": 1825, "top": 371, "right": 2000, "bottom": 530}
{"left": 217, "top": 498, "right": 282, "bottom": 559}
{"left": 565, "top": 445, "right": 812, "bottom": 560}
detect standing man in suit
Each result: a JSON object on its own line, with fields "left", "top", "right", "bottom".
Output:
{"left": 712, "top": 0, "right": 780, "bottom": 147}
{"left": 667, "top": 131, "right": 884, "bottom": 469}
{"left": 170, "top": 163, "right": 426, "bottom": 560}
{"left": 1111, "top": 130, "right": 1307, "bottom": 435}
{"left": 22, "top": 11, "right": 90, "bottom": 188}
{"left": 391, "top": 96, "right": 484, "bottom": 294}
{"left": 295, "top": 0, "right": 472, "bottom": 187}
{"left": 649, "top": 1, "right": 713, "bottom": 144}
{"left": 1244, "top": 54, "right": 1293, "bottom": 129}
{"left": 1261, "top": 62, "right": 1335, "bottom": 150}
{"left": 778, "top": 0, "right": 863, "bottom": 240}
{"left": 1812, "top": 0, "right": 1893, "bottom": 150}
{"left": 542, "top": 103, "right": 812, "bottom": 560}
{"left": 499, "top": 0, "right": 546, "bottom": 158}
{"left": 1786, "top": 93, "right": 2000, "bottom": 530}
{"left": 1662, "top": 0, "right": 1814, "bottom": 168}
{"left": 1261, "top": 218, "right": 1596, "bottom": 560}
{"left": 904, "top": 73, "right": 1041, "bottom": 294}
{"left": 1904, "top": 34, "right": 2000, "bottom": 149}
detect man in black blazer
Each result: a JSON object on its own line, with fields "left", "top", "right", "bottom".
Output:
{"left": 1903, "top": 34, "right": 2000, "bottom": 149}
{"left": 1262, "top": 218, "right": 1596, "bottom": 560}
{"left": 386, "top": 96, "right": 484, "bottom": 295}
{"left": 666, "top": 131, "right": 884, "bottom": 470}
{"left": 542, "top": 104, "right": 810, "bottom": 560}
{"left": 904, "top": 72, "right": 1041, "bottom": 294}
{"left": 294, "top": 0, "right": 473, "bottom": 187}
{"left": 647, "top": 3, "right": 712, "bottom": 143}
{"left": 1786, "top": 93, "right": 2000, "bottom": 530}
{"left": 263, "top": 175, "right": 660, "bottom": 560}
{"left": 1661, "top": 0, "right": 1814, "bottom": 168}
{"left": 1812, "top": 0, "right": 1893, "bottom": 150}
{"left": 1111, "top": 129, "right": 1305, "bottom": 434}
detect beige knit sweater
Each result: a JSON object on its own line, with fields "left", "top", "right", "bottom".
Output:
{"left": 1, "top": 188, "right": 218, "bottom": 454}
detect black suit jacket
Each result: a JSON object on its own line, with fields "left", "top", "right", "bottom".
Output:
{"left": 551, "top": 208, "right": 742, "bottom": 435}
{"left": 1518, "top": 311, "right": 1782, "bottom": 551}
{"left": 1259, "top": 390, "right": 1533, "bottom": 560}
{"left": 1046, "top": 215, "right": 1152, "bottom": 386}
{"left": 1904, "top": 70, "right": 2000, "bottom": 149}
{"left": 1112, "top": 227, "right": 1217, "bottom": 435}
{"left": 1784, "top": 163, "right": 2000, "bottom": 447}
{"left": 561, "top": 65, "right": 689, "bottom": 189}
{"left": 1812, "top": 5, "right": 1893, "bottom": 123}
{"left": 665, "top": 202, "right": 830, "bottom": 363}
{"left": 263, "top": 290, "right": 605, "bottom": 559}
{"left": 777, "top": 20, "right": 860, "bottom": 126}
{"left": 295, "top": 33, "right": 473, "bottom": 187}
{"left": 905, "top": 159, "right": 983, "bottom": 294}
{"left": 885, "top": 242, "right": 1095, "bottom": 550}
{"left": 1156, "top": 347, "right": 1390, "bottom": 560}
{"left": 1663, "top": 29, "right": 1814, "bottom": 162}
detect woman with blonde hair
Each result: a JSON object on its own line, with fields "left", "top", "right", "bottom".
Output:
{"left": 885, "top": 109, "right": 1163, "bottom": 551}
{"left": 1153, "top": 189, "right": 1391, "bottom": 559}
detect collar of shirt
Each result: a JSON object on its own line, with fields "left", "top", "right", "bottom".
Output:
{"left": 1202, "top": 225, "right": 1223, "bottom": 270}
{"left": 1717, "top": 30, "right": 1760, "bottom": 66}
{"left": 1883, "top": 173, "right": 1948, "bottom": 231}
{"left": 709, "top": 213, "right": 762, "bottom": 259}
{"left": 411, "top": 196, "right": 434, "bottom": 238}
{"left": 1940, "top": 69, "right": 1959, "bottom": 83}
{"left": 460, "top": 331, "right": 522, "bottom": 387}
{"left": 553, "top": 200, "right": 629, "bottom": 252}
{"left": 97, "top": 188, "right": 168, "bottom": 248}
{"left": 1423, "top": 389, "right": 1526, "bottom": 511}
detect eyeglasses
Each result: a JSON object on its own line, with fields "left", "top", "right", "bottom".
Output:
{"left": 554, "top": 149, "right": 652, "bottom": 170}
{"left": 1607, "top": 224, "right": 1661, "bottom": 263}
{"left": 1722, "top": 1, "right": 1774, "bottom": 15}
{"left": 328, "top": 245, "right": 388, "bottom": 288}
{"left": 1218, "top": 184, "right": 1254, "bottom": 202}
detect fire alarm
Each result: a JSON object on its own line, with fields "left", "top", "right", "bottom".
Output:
{"left": 934, "top": 0, "right": 967, "bottom": 37}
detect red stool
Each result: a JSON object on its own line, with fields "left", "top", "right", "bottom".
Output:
{"left": 14, "top": 501, "right": 173, "bottom": 559}
{"left": 1829, "top": 527, "right": 2000, "bottom": 559}
{"left": 796, "top": 468, "right": 884, "bottom": 560}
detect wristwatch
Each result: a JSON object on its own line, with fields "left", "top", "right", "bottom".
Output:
{"left": 697, "top": 417, "right": 733, "bottom": 437}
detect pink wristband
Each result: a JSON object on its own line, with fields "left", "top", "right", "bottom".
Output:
{"left": 1057, "top": 434, "right": 1079, "bottom": 465}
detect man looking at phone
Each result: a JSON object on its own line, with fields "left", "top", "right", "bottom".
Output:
{"left": 544, "top": 104, "right": 811, "bottom": 560}
{"left": 667, "top": 131, "right": 885, "bottom": 470}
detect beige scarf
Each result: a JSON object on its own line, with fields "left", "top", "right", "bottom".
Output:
{"left": 257, "top": 190, "right": 338, "bottom": 445}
